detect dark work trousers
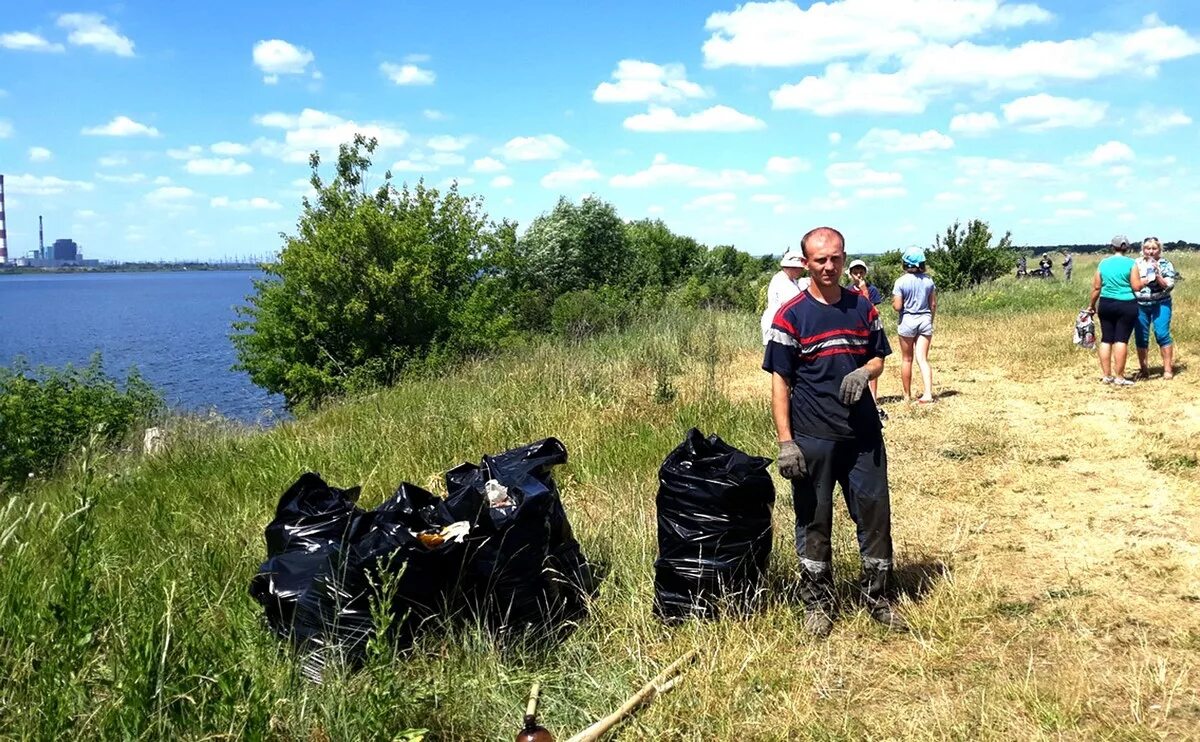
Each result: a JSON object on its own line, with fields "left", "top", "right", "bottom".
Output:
{"left": 791, "top": 432, "right": 893, "bottom": 608}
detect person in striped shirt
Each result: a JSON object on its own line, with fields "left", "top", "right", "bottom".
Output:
{"left": 763, "top": 227, "right": 907, "bottom": 637}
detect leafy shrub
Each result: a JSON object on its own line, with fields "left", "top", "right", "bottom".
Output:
{"left": 0, "top": 355, "right": 162, "bottom": 487}
{"left": 927, "top": 219, "right": 1015, "bottom": 290}
{"left": 232, "top": 135, "right": 514, "bottom": 409}
{"left": 515, "top": 196, "right": 632, "bottom": 302}
{"left": 550, "top": 287, "right": 630, "bottom": 340}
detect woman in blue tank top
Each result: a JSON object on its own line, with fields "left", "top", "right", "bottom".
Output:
{"left": 1087, "top": 235, "right": 1146, "bottom": 385}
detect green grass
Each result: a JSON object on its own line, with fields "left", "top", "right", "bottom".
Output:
{"left": 2, "top": 254, "right": 1198, "bottom": 739}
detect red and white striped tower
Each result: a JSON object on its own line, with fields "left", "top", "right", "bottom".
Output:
{"left": 0, "top": 174, "right": 9, "bottom": 264}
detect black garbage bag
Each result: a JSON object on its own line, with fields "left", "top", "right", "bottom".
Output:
{"left": 445, "top": 438, "right": 599, "bottom": 635}
{"left": 654, "top": 428, "right": 775, "bottom": 622}
{"left": 250, "top": 475, "right": 468, "bottom": 676}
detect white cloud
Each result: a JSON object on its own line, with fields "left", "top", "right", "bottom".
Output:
{"left": 391, "top": 159, "right": 438, "bottom": 172}
{"left": 593, "top": 60, "right": 706, "bottom": 103}
{"left": 253, "top": 39, "right": 315, "bottom": 84}
{"left": 751, "top": 193, "right": 786, "bottom": 203}
{"left": 540, "top": 160, "right": 602, "bottom": 189}
{"left": 949, "top": 111, "right": 1001, "bottom": 135}
{"left": 0, "top": 120, "right": 12, "bottom": 138}
{"left": 1043, "top": 191, "right": 1087, "bottom": 203}
{"left": 6, "top": 174, "right": 94, "bottom": 196}
{"left": 767, "top": 15, "right": 1200, "bottom": 115}
{"left": 765, "top": 156, "right": 810, "bottom": 174}
{"left": 496, "top": 134, "right": 569, "bottom": 161}
{"left": 828, "top": 132, "right": 842, "bottom": 145}
{"left": 380, "top": 62, "right": 435, "bottom": 86}
{"left": 210, "top": 196, "right": 282, "bottom": 210}
{"left": 57, "top": 13, "right": 134, "bottom": 57}
{"left": 610, "top": 153, "right": 768, "bottom": 189}
{"left": 75, "top": 209, "right": 98, "bottom": 219}
{"left": 28, "top": 146, "right": 52, "bottom": 162}
{"left": 95, "top": 172, "right": 146, "bottom": 184}
{"left": 153, "top": 176, "right": 172, "bottom": 185}
{"left": 470, "top": 157, "right": 506, "bottom": 173}
{"left": 1054, "top": 208, "right": 1094, "bottom": 219}
{"left": 684, "top": 192, "right": 738, "bottom": 212}
{"left": 430, "top": 152, "right": 465, "bottom": 167}
{"left": 956, "top": 156, "right": 1064, "bottom": 181}
{"left": 1003, "top": 94, "right": 1107, "bottom": 130}
{"left": 855, "top": 186, "right": 908, "bottom": 199}
{"left": 702, "top": 0, "right": 1051, "bottom": 68}
{"left": 167, "top": 145, "right": 204, "bottom": 160}
{"left": 1135, "top": 108, "right": 1192, "bottom": 135}
{"left": 423, "top": 109, "right": 448, "bottom": 121}
{"left": 252, "top": 108, "right": 408, "bottom": 162}
{"left": 1082, "top": 141, "right": 1135, "bottom": 166}
{"left": 185, "top": 158, "right": 253, "bottom": 175}
{"left": 0, "top": 31, "right": 65, "bottom": 53}
{"left": 933, "top": 191, "right": 965, "bottom": 203}
{"left": 623, "top": 105, "right": 765, "bottom": 133}
{"left": 490, "top": 175, "right": 514, "bottom": 188}
{"left": 857, "top": 128, "right": 953, "bottom": 153}
{"left": 82, "top": 116, "right": 160, "bottom": 137}
{"left": 211, "top": 141, "right": 250, "bottom": 156}
{"left": 825, "top": 162, "right": 903, "bottom": 188}
{"left": 772, "top": 63, "right": 925, "bottom": 115}
{"left": 145, "top": 186, "right": 196, "bottom": 203}
{"left": 98, "top": 155, "right": 128, "bottom": 167}
{"left": 427, "top": 135, "right": 470, "bottom": 152}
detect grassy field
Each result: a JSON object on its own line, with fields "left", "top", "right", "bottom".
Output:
{"left": 1, "top": 253, "right": 1197, "bottom": 740}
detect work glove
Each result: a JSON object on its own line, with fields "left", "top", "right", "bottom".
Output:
{"left": 777, "top": 440, "right": 807, "bottom": 479}
{"left": 839, "top": 367, "right": 871, "bottom": 406}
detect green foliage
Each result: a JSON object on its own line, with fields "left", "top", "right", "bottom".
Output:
{"left": 516, "top": 196, "right": 633, "bottom": 299}
{"left": 625, "top": 218, "right": 702, "bottom": 290}
{"left": 0, "top": 355, "right": 162, "bottom": 487}
{"left": 232, "top": 135, "right": 513, "bottom": 409}
{"left": 927, "top": 219, "right": 1015, "bottom": 291}
{"left": 550, "top": 287, "right": 630, "bottom": 340}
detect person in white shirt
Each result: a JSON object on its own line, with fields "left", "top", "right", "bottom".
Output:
{"left": 761, "top": 251, "right": 809, "bottom": 345}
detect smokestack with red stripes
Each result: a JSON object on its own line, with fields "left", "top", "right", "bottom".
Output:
{"left": 0, "top": 174, "right": 9, "bottom": 264}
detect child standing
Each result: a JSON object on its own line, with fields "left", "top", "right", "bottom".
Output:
{"left": 847, "top": 259, "right": 887, "bottom": 421}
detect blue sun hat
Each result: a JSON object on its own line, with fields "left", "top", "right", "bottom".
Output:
{"left": 901, "top": 247, "right": 926, "bottom": 267}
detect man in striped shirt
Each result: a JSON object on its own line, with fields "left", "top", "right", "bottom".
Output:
{"left": 763, "top": 227, "right": 907, "bottom": 637}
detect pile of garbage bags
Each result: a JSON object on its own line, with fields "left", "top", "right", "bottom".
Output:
{"left": 249, "top": 439, "right": 598, "bottom": 677}
{"left": 654, "top": 428, "right": 775, "bottom": 622}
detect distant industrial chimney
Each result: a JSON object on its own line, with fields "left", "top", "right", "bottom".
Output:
{"left": 0, "top": 174, "right": 8, "bottom": 264}
{"left": 39, "top": 215, "right": 44, "bottom": 259}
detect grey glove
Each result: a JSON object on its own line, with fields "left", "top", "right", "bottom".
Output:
{"left": 777, "top": 440, "right": 807, "bottom": 479}
{"left": 839, "top": 366, "right": 871, "bottom": 405}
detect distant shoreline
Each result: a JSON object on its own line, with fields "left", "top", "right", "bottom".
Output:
{"left": 0, "top": 263, "right": 267, "bottom": 276}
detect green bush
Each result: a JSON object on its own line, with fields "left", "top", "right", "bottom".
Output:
{"left": 927, "top": 219, "right": 1015, "bottom": 291}
{"left": 550, "top": 287, "right": 630, "bottom": 339}
{"left": 0, "top": 355, "right": 162, "bottom": 487}
{"left": 232, "top": 135, "right": 515, "bottom": 409}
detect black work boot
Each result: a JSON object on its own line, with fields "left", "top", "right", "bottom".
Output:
{"left": 799, "top": 566, "right": 836, "bottom": 638}
{"left": 860, "top": 564, "right": 909, "bottom": 633}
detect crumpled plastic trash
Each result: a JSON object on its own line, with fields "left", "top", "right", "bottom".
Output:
{"left": 484, "top": 479, "right": 513, "bottom": 509}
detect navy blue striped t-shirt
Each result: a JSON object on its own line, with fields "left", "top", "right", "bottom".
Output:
{"left": 762, "top": 287, "right": 891, "bottom": 441}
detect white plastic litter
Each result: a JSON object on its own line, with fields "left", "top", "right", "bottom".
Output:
{"left": 484, "top": 479, "right": 513, "bottom": 508}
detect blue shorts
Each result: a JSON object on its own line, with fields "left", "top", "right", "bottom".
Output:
{"left": 1135, "top": 301, "right": 1173, "bottom": 349}
{"left": 897, "top": 313, "right": 933, "bottom": 338}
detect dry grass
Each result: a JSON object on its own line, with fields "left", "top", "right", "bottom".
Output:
{"left": 1, "top": 254, "right": 1197, "bottom": 740}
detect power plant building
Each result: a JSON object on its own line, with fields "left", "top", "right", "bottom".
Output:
{"left": 0, "top": 175, "right": 99, "bottom": 268}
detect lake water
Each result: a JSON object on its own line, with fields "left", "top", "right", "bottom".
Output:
{"left": 0, "top": 271, "right": 286, "bottom": 423}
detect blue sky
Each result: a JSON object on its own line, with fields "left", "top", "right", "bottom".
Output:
{"left": 1, "top": 0, "right": 1199, "bottom": 261}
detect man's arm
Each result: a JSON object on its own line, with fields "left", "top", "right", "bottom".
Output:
{"left": 771, "top": 372, "right": 792, "bottom": 442}
{"left": 863, "top": 355, "right": 885, "bottom": 381}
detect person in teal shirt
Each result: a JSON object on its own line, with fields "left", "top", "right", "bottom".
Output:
{"left": 1088, "top": 235, "right": 1147, "bottom": 385}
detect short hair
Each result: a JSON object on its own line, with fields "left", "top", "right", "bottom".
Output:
{"left": 800, "top": 227, "right": 846, "bottom": 257}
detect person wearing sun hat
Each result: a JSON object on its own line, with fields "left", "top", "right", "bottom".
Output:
{"left": 847, "top": 259, "right": 887, "bottom": 421}
{"left": 891, "top": 247, "right": 937, "bottom": 403}
{"left": 761, "top": 250, "right": 811, "bottom": 345}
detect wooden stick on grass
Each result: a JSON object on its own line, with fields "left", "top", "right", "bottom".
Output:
{"left": 565, "top": 650, "right": 699, "bottom": 742}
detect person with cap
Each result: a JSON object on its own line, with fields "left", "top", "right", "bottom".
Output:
{"left": 1133, "top": 237, "right": 1177, "bottom": 380}
{"left": 1062, "top": 251, "right": 1074, "bottom": 281}
{"left": 892, "top": 248, "right": 937, "bottom": 404}
{"left": 1088, "top": 235, "right": 1147, "bottom": 386}
{"left": 847, "top": 259, "right": 887, "bottom": 421}
{"left": 763, "top": 226, "right": 907, "bottom": 637}
{"left": 761, "top": 250, "right": 810, "bottom": 346}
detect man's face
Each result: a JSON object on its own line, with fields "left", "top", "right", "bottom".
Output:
{"left": 802, "top": 237, "right": 846, "bottom": 288}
